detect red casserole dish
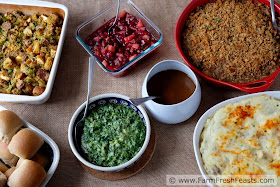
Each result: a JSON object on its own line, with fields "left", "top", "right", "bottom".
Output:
{"left": 175, "top": 0, "right": 280, "bottom": 93}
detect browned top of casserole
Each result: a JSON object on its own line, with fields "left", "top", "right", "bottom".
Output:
{"left": 182, "top": 0, "right": 280, "bottom": 83}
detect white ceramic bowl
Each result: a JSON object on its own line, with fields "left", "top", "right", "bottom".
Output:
{"left": 68, "top": 93, "right": 151, "bottom": 172}
{"left": 193, "top": 91, "right": 280, "bottom": 187}
{"left": 142, "top": 60, "right": 201, "bottom": 124}
{"left": 0, "top": 0, "right": 69, "bottom": 104}
{"left": 0, "top": 106, "right": 60, "bottom": 187}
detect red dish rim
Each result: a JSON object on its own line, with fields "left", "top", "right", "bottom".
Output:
{"left": 175, "top": 0, "right": 280, "bottom": 93}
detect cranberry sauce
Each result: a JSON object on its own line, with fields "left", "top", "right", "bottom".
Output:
{"left": 85, "top": 11, "right": 157, "bottom": 71}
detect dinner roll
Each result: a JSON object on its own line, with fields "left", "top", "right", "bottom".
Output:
{"left": 4, "top": 167, "right": 15, "bottom": 178}
{"left": 8, "top": 129, "right": 44, "bottom": 159}
{"left": 0, "top": 140, "right": 18, "bottom": 167}
{"left": 0, "top": 110, "right": 23, "bottom": 143}
{"left": 0, "top": 171, "right": 6, "bottom": 187}
{"left": 15, "top": 158, "right": 24, "bottom": 168}
{"left": 0, "top": 162, "right": 8, "bottom": 173}
{"left": 7, "top": 160, "right": 46, "bottom": 187}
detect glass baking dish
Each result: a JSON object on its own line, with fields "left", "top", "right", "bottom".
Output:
{"left": 76, "top": 0, "right": 163, "bottom": 76}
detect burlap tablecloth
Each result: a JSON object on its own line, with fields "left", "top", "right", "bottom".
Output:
{"left": 2, "top": 0, "right": 280, "bottom": 186}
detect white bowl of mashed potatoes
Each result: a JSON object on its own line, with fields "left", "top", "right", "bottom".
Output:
{"left": 194, "top": 91, "right": 280, "bottom": 187}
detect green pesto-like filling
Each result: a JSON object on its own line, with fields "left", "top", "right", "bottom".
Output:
{"left": 81, "top": 103, "right": 146, "bottom": 167}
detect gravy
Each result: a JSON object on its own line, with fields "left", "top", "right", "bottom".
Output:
{"left": 147, "top": 70, "right": 196, "bottom": 105}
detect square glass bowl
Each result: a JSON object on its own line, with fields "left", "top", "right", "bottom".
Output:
{"left": 76, "top": 0, "right": 163, "bottom": 76}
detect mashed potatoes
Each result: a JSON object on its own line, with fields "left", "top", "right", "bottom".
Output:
{"left": 200, "top": 95, "right": 280, "bottom": 185}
